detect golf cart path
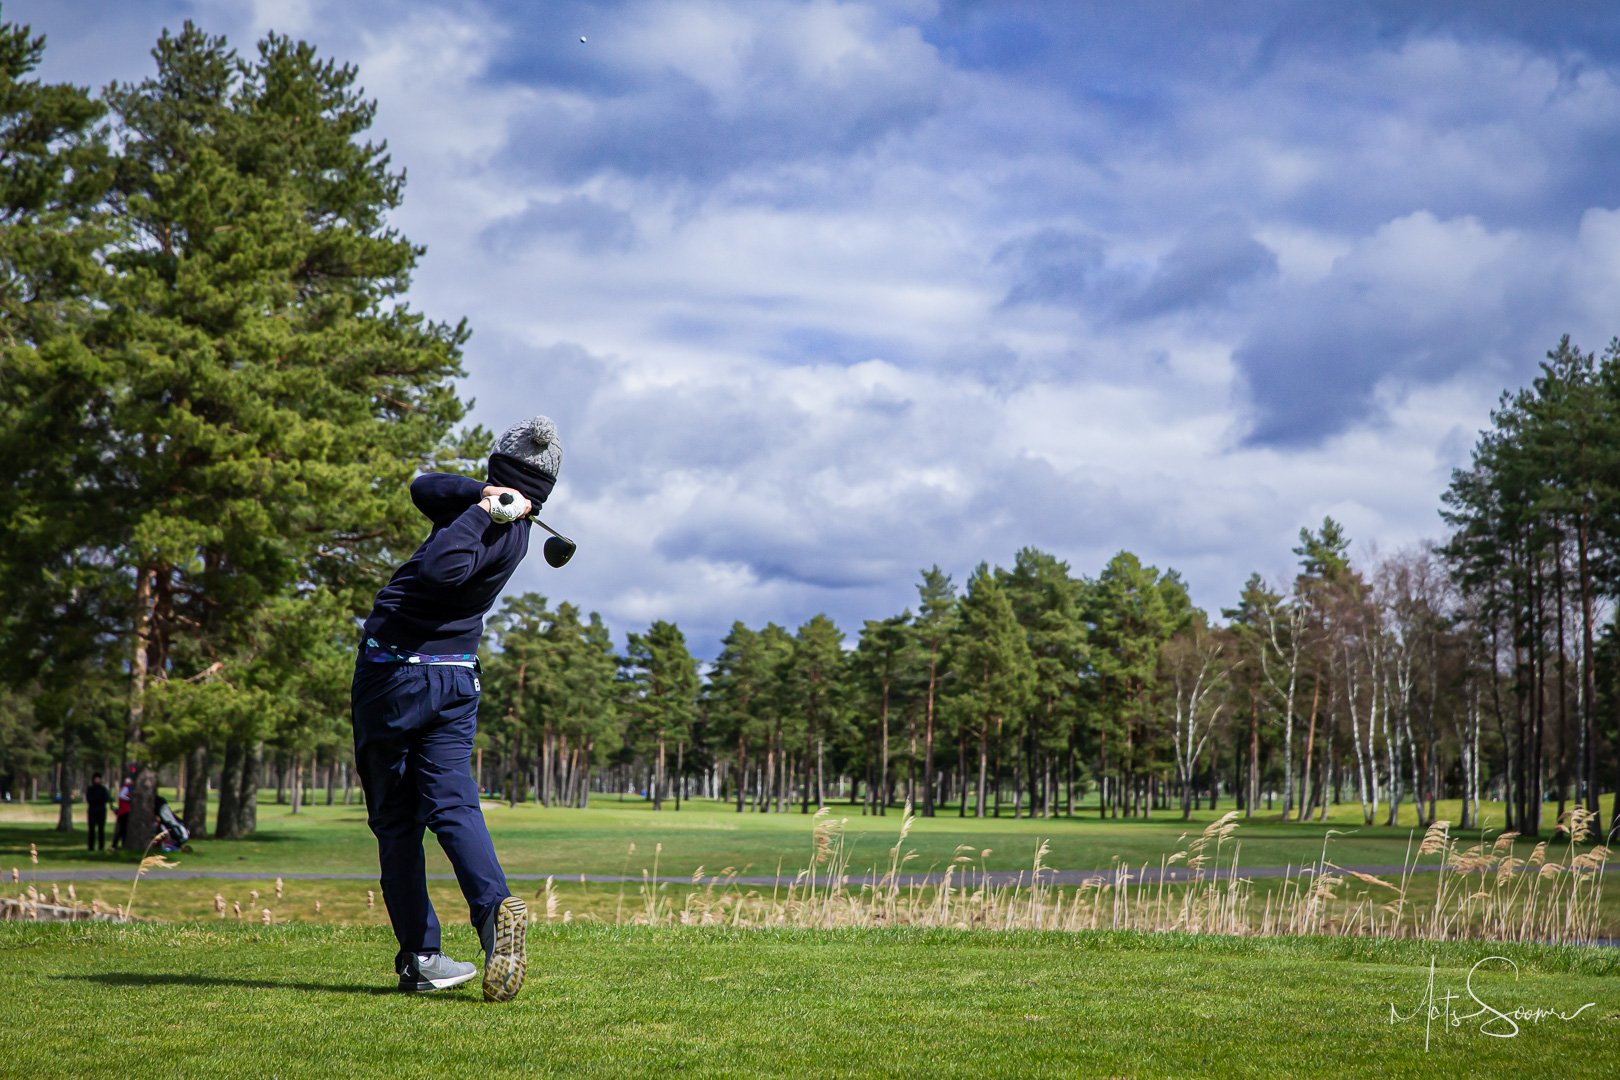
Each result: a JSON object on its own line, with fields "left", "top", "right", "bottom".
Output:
{"left": 29, "top": 863, "right": 1448, "bottom": 887}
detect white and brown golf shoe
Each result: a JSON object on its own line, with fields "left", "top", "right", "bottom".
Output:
{"left": 479, "top": 895, "right": 528, "bottom": 1003}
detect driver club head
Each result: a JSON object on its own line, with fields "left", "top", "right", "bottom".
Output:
{"left": 497, "top": 494, "right": 577, "bottom": 568}
{"left": 543, "top": 534, "right": 577, "bottom": 568}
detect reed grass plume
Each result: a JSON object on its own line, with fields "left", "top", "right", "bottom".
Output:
{"left": 606, "top": 806, "right": 1609, "bottom": 945}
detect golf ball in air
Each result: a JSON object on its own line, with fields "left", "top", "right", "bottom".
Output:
{"left": 579, "top": 36, "right": 587, "bottom": 43}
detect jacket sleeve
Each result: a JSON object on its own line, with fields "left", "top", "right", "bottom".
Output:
{"left": 415, "top": 504, "right": 497, "bottom": 588}
{"left": 410, "top": 473, "right": 487, "bottom": 523}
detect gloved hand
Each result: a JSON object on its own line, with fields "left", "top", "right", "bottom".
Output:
{"left": 481, "top": 488, "right": 531, "bottom": 523}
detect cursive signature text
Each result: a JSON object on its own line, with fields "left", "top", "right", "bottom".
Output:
{"left": 1389, "top": 955, "right": 1596, "bottom": 1050}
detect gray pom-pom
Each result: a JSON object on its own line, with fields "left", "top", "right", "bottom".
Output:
{"left": 494, "top": 415, "right": 563, "bottom": 480}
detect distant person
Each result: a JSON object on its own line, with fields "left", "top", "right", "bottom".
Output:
{"left": 111, "top": 775, "right": 132, "bottom": 851}
{"left": 352, "top": 416, "right": 562, "bottom": 1000}
{"left": 84, "top": 773, "right": 110, "bottom": 852}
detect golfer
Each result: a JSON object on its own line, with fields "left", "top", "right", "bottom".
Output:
{"left": 351, "top": 416, "right": 561, "bottom": 999}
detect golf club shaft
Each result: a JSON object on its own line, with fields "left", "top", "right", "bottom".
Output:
{"left": 529, "top": 514, "right": 571, "bottom": 543}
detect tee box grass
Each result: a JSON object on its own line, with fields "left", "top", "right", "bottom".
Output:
{"left": 1, "top": 921, "right": 1615, "bottom": 1078}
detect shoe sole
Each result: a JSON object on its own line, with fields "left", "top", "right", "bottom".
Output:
{"left": 482, "top": 895, "right": 528, "bottom": 1003}
{"left": 399, "top": 968, "right": 477, "bottom": 993}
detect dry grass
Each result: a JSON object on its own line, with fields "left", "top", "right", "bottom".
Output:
{"left": 591, "top": 803, "right": 1611, "bottom": 945}
{"left": 11, "top": 804, "right": 1610, "bottom": 945}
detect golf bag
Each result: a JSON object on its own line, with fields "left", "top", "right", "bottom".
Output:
{"left": 155, "top": 796, "right": 190, "bottom": 849}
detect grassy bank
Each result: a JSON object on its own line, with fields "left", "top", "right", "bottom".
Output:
{"left": 1, "top": 921, "right": 1614, "bottom": 1078}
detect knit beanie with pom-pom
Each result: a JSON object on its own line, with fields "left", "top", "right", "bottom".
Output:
{"left": 492, "top": 415, "right": 562, "bottom": 481}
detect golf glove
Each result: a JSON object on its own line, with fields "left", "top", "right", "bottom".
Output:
{"left": 486, "top": 491, "right": 529, "bottom": 524}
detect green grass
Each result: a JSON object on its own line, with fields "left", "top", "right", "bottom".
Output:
{"left": 7, "top": 793, "right": 1613, "bottom": 883}
{"left": 1, "top": 921, "right": 1614, "bottom": 1077}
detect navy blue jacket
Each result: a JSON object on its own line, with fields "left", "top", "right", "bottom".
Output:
{"left": 361, "top": 473, "right": 531, "bottom": 655}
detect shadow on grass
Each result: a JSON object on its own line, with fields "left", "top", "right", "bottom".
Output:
{"left": 55, "top": 972, "right": 450, "bottom": 998}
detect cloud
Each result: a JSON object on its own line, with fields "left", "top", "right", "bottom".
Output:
{"left": 490, "top": 0, "right": 955, "bottom": 186}
{"left": 1232, "top": 211, "right": 1573, "bottom": 446}
{"left": 997, "top": 217, "right": 1278, "bottom": 323}
{"left": 16, "top": 0, "right": 1620, "bottom": 656}
{"left": 1115, "top": 216, "right": 1278, "bottom": 321}
{"left": 480, "top": 196, "right": 639, "bottom": 256}
{"left": 995, "top": 228, "right": 1106, "bottom": 308}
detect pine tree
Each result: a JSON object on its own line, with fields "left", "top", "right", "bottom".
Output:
{"left": 1221, "top": 574, "right": 1284, "bottom": 818}
{"left": 789, "top": 615, "right": 846, "bottom": 812}
{"left": 84, "top": 24, "right": 472, "bottom": 844}
{"left": 852, "top": 612, "right": 914, "bottom": 815}
{"left": 706, "top": 622, "right": 771, "bottom": 812}
{"left": 999, "top": 548, "right": 1086, "bottom": 818}
{"left": 1084, "top": 552, "right": 1191, "bottom": 818}
{"left": 947, "top": 564, "right": 1034, "bottom": 818}
{"left": 912, "top": 566, "right": 957, "bottom": 816}
{"left": 625, "top": 621, "right": 699, "bottom": 811}
{"left": 0, "top": 16, "right": 119, "bottom": 829}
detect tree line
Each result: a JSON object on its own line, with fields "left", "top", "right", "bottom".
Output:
{"left": 0, "top": 17, "right": 482, "bottom": 846}
{"left": 2, "top": 16, "right": 1616, "bottom": 843}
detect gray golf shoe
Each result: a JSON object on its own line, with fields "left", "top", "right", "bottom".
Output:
{"left": 478, "top": 895, "right": 529, "bottom": 1003}
{"left": 397, "top": 951, "right": 477, "bottom": 993}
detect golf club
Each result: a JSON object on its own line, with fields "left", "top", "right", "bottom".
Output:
{"left": 498, "top": 493, "right": 576, "bottom": 567}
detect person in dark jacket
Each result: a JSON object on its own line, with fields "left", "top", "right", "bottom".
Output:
{"left": 84, "top": 773, "right": 110, "bottom": 852}
{"left": 352, "top": 416, "right": 562, "bottom": 1000}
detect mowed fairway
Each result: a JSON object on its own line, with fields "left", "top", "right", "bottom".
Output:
{"left": 2, "top": 922, "right": 1616, "bottom": 1078}
{"left": 8, "top": 793, "right": 1614, "bottom": 882}
{"left": 4, "top": 797, "right": 1618, "bottom": 1076}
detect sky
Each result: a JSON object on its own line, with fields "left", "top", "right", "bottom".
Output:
{"left": 16, "top": 0, "right": 1620, "bottom": 657}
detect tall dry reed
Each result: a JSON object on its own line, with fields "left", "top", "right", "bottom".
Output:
{"left": 619, "top": 804, "right": 1610, "bottom": 945}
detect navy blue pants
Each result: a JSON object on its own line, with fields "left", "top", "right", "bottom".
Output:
{"left": 351, "top": 660, "right": 509, "bottom": 959}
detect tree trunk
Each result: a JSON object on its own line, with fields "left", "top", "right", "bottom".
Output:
{"left": 654, "top": 736, "right": 666, "bottom": 810}
{"left": 1576, "top": 513, "right": 1599, "bottom": 815}
{"left": 125, "top": 567, "right": 160, "bottom": 851}
{"left": 760, "top": 741, "right": 774, "bottom": 813}
{"left": 975, "top": 724, "right": 988, "bottom": 819}
{"left": 922, "top": 657, "right": 938, "bottom": 817}
{"left": 1554, "top": 530, "right": 1570, "bottom": 824}
{"left": 184, "top": 745, "right": 209, "bottom": 837}
{"left": 54, "top": 753, "right": 74, "bottom": 833}
{"left": 1098, "top": 730, "right": 1108, "bottom": 820}
{"left": 239, "top": 743, "right": 261, "bottom": 835}
{"left": 1298, "top": 671, "right": 1320, "bottom": 823}
{"left": 956, "top": 731, "right": 967, "bottom": 817}
{"left": 906, "top": 701, "right": 918, "bottom": 812}
{"left": 816, "top": 739, "right": 825, "bottom": 811}
{"left": 216, "top": 739, "right": 243, "bottom": 839}
{"left": 878, "top": 678, "right": 890, "bottom": 816}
